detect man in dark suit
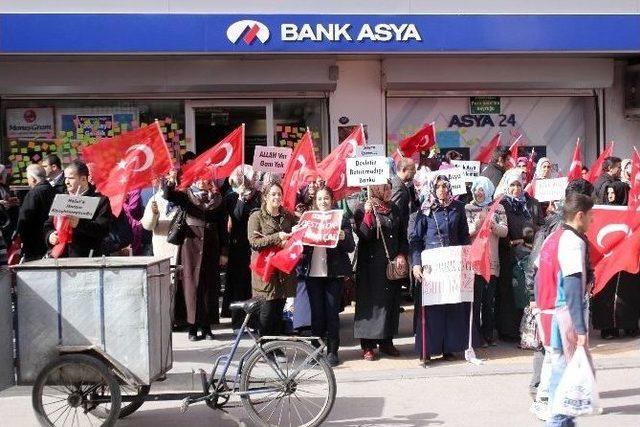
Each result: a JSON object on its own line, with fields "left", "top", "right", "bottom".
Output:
{"left": 15, "top": 164, "right": 57, "bottom": 261}
{"left": 44, "top": 160, "right": 112, "bottom": 257}
{"left": 391, "top": 157, "right": 418, "bottom": 229}
{"left": 481, "top": 147, "right": 511, "bottom": 189}
{"left": 593, "top": 156, "right": 622, "bottom": 204}
{"left": 42, "top": 154, "right": 66, "bottom": 194}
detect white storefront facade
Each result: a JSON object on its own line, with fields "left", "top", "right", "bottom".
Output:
{"left": 0, "top": 1, "right": 639, "bottom": 184}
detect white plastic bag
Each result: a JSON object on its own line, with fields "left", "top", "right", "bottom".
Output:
{"left": 551, "top": 346, "right": 600, "bottom": 417}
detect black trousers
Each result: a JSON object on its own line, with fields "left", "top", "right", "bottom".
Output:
{"left": 259, "top": 298, "right": 286, "bottom": 337}
{"left": 307, "top": 277, "right": 343, "bottom": 341}
{"left": 473, "top": 275, "right": 497, "bottom": 342}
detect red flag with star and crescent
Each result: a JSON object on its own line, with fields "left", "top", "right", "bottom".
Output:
{"left": 82, "top": 122, "right": 172, "bottom": 216}
{"left": 318, "top": 124, "right": 366, "bottom": 201}
{"left": 282, "top": 131, "right": 318, "bottom": 212}
{"left": 474, "top": 133, "right": 501, "bottom": 164}
{"left": 397, "top": 122, "right": 436, "bottom": 158}
{"left": 567, "top": 138, "right": 583, "bottom": 181}
{"left": 178, "top": 125, "right": 244, "bottom": 190}
{"left": 585, "top": 142, "right": 614, "bottom": 184}
{"left": 250, "top": 247, "right": 279, "bottom": 283}
{"left": 269, "top": 227, "right": 309, "bottom": 274}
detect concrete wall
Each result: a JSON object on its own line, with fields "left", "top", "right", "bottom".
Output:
{"left": 604, "top": 61, "right": 640, "bottom": 160}
{"left": 2, "top": 0, "right": 638, "bottom": 13}
{"left": 329, "top": 60, "right": 385, "bottom": 148}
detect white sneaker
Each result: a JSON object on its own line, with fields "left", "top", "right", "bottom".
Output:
{"left": 529, "top": 401, "right": 549, "bottom": 421}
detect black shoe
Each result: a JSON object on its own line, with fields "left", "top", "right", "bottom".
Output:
{"left": 202, "top": 328, "right": 215, "bottom": 341}
{"left": 624, "top": 328, "right": 640, "bottom": 338}
{"left": 188, "top": 325, "right": 199, "bottom": 341}
{"left": 443, "top": 352, "right": 457, "bottom": 361}
{"left": 600, "top": 328, "right": 619, "bottom": 340}
{"left": 326, "top": 353, "right": 340, "bottom": 367}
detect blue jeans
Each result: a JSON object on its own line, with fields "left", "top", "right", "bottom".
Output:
{"left": 306, "top": 277, "right": 343, "bottom": 340}
{"left": 546, "top": 350, "right": 575, "bottom": 427}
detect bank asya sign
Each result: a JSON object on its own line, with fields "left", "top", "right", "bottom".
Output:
{"left": 227, "top": 20, "right": 421, "bottom": 44}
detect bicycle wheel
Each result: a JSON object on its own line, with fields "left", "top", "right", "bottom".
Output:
{"left": 32, "top": 354, "right": 122, "bottom": 427}
{"left": 239, "top": 340, "right": 336, "bottom": 427}
{"left": 92, "top": 384, "right": 150, "bottom": 419}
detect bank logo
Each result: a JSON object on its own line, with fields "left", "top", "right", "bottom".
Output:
{"left": 227, "top": 20, "right": 270, "bottom": 45}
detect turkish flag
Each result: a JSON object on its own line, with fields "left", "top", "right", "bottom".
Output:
{"left": 397, "top": 123, "right": 436, "bottom": 158}
{"left": 51, "top": 215, "right": 73, "bottom": 258}
{"left": 585, "top": 142, "right": 614, "bottom": 184}
{"left": 474, "top": 133, "right": 501, "bottom": 164}
{"left": 250, "top": 247, "right": 279, "bottom": 283}
{"left": 586, "top": 205, "right": 640, "bottom": 265}
{"left": 593, "top": 223, "right": 640, "bottom": 295}
{"left": 269, "top": 227, "right": 308, "bottom": 274}
{"left": 525, "top": 147, "right": 537, "bottom": 184}
{"left": 282, "top": 131, "right": 318, "bottom": 212}
{"left": 178, "top": 125, "right": 244, "bottom": 189}
{"left": 82, "top": 122, "right": 172, "bottom": 216}
{"left": 628, "top": 148, "right": 640, "bottom": 210}
{"left": 319, "top": 125, "right": 366, "bottom": 201}
{"left": 567, "top": 138, "right": 583, "bottom": 181}
{"left": 508, "top": 135, "right": 523, "bottom": 167}
{"left": 469, "top": 195, "right": 504, "bottom": 282}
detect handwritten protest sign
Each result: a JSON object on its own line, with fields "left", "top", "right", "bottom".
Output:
{"left": 427, "top": 168, "right": 467, "bottom": 196}
{"left": 252, "top": 146, "right": 292, "bottom": 174}
{"left": 358, "top": 144, "right": 385, "bottom": 157}
{"left": 298, "top": 210, "right": 344, "bottom": 248}
{"left": 451, "top": 160, "right": 481, "bottom": 178}
{"left": 346, "top": 156, "right": 389, "bottom": 187}
{"left": 535, "top": 177, "right": 568, "bottom": 202}
{"left": 49, "top": 194, "right": 100, "bottom": 219}
{"left": 420, "top": 245, "right": 475, "bottom": 306}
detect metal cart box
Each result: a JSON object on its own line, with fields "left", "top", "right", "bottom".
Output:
{"left": 14, "top": 257, "right": 172, "bottom": 385}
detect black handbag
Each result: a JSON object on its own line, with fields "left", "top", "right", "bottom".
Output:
{"left": 167, "top": 208, "right": 189, "bottom": 245}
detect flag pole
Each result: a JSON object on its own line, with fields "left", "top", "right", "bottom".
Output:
{"left": 241, "top": 123, "right": 246, "bottom": 187}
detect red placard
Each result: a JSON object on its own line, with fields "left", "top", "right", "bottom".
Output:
{"left": 298, "top": 210, "right": 344, "bottom": 248}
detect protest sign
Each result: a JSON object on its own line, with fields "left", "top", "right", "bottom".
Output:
{"left": 49, "top": 194, "right": 100, "bottom": 219}
{"left": 346, "top": 156, "right": 389, "bottom": 187}
{"left": 252, "top": 146, "right": 292, "bottom": 174}
{"left": 451, "top": 160, "right": 481, "bottom": 178}
{"left": 535, "top": 177, "right": 568, "bottom": 202}
{"left": 427, "top": 168, "right": 467, "bottom": 196}
{"left": 358, "top": 144, "right": 385, "bottom": 157}
{"left": 298, "top": 210, "right": 344, "bottom": 248}
{"left": 420, "top": 245, "right": 475, "bottom": 306}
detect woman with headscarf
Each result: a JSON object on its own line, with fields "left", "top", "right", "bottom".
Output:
{"left": 223, "top": 165, "right": 261, "bottom": 331}
{"left": 592, "top": 178, "right": 638, "bottom": 339}
{"left": 524, "top": 157, "right": 555, "bottom": 214}
{"left": 465, "top": 176, "right": 508, "bottom": 346}
{"left": 353, "top": 183, "right": 408, "bottom": 361}
{"left": 410, "top": 175, "right": 472, "bottom": 362}
{"left": 497, "top": 169, "right": 544, "bottom": 341}
{"left": 141, "top": 177, "right": 179, "bottom": 263}
{"left": 163, "top": 173, "right": 224, "bottom": 341}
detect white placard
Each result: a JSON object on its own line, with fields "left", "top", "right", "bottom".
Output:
{"left": 346, "top": 156, "right": 389, "bottom": 187}
{"left": 252, "top": 146, "right": 292, "bottom": 174}
{"left": 535, "top": 177, "right": 568, "bottom": 202}
{"left": 358, "top": 144, "right": 386, "bottom": 157}
{"left": 421, "top": 245, "right": 475, "bottom": 306}
{"left": 6, "top": 107, "right": 55, "bottom": 139}
{"left": 427, "top": 168, "right": 467, "bottom": 196}
{"left": 49, "top": 194, "right": 100, "bottom": 220}
{"left": 451, "top": 160, "right": 481, "bottom": 178}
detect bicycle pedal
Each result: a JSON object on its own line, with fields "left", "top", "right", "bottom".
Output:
{"left": 179, "top": 397, "right": 190, "bottom": 414}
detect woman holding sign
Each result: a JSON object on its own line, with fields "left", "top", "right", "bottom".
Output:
{"left": 410, "top": 174, "right": 472, "bottom": 362}
{"left": 299, "top": 187, "right": 355, "bottom": 366}
{"left": 353, "top": 183, "right": 408, "bottom": 361}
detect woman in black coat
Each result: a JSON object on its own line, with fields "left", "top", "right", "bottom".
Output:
{"left": 223, "top": 166, "right": 261, "bottom": 331}
{"left": 497, "top": 169, "right": 544, "bottom": 341}
{"left": 353, "top": 183, "right": 408, "bottom": 361}
{"left": 164, "top": 173, "right": 224, "bottom": 341}
{"left": 299, "top": 187, "right": 355, "bottom": 366}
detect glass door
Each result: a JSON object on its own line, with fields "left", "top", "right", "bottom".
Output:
{"left": 185, "top": 100, "right": 273, "bottom": 164}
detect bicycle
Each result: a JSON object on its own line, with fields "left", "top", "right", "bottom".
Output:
{"left": 180, "top": 298, "right": 337, "bottom": 427}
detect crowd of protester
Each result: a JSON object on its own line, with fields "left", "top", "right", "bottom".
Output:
{"left": 1, "top": 141, "right": 639, "bottom": 424}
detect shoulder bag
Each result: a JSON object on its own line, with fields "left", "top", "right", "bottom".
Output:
{"left": 167, "top": 207, "right": 189, "bottom": 245}
{"left": 375, "top": 209, "right": 409, "bottom": 281}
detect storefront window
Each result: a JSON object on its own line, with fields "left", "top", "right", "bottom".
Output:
{"left": 273, "top": 99, "right": 328, "bottom": 161}
{"left": 386, "top": 96, "right": 597, "bottom": 172}
{"left": 1, "top": 99, "right": 185, "bottom": 185}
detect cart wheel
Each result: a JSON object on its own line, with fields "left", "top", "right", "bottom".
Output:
{"left": 32, "top": 354, "right": 121, "bottom": 427}
{"left": 92, "top": 384, "right": 150, "bottom": 419}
